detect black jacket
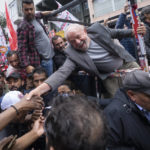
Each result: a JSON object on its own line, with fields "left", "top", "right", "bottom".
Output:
{"left": 53, "top": 50, "right": 66, "bottom": 70}
{"left": 104, "top": 89, "right": 150, "bottom": 150}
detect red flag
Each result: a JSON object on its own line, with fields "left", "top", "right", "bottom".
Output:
{"left": 5, "top": 2, "right": 17, "bottom": 50}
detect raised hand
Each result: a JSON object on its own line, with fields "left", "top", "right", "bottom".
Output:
{"left": 32, "top": 117, "right": 45, "bottom": 137}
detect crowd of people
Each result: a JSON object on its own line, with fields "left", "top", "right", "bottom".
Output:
{"left": 0, "top": 0, "right": 150, "bottom": 149}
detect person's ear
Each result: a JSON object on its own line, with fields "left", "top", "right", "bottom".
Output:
{"left": 126, "top": 90, "right": 136, "bottom": 102}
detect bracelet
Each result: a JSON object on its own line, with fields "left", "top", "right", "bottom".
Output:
{"left": 11, "top": 105, "right": 19, "bottom": 115}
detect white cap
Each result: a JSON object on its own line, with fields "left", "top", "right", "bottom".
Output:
{"left": 1, "top": 91, "right": 24, "bottom": 110}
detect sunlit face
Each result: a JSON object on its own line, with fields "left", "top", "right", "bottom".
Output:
{"left": 33, "top": 73, "right": 47, "bottom": 88}
{"left": 128, "top": 90, "right": 150, "bottom": 111}
{"left": 67, "top": 28, "right": 90, "bottom": 52}
{"left": 53, "top": 37, "right": 66, "bottom": 51}
{"left": 22, "top": 3, "right": 35, "bottom": 21}
{"left": 7, "top": 54, "right": 19, "bottom": 69}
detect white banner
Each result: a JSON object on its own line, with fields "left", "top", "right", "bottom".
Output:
{"left": 52, "top": 1, "right": 79, "bottom": 31}
{"left": 0, "top": 25, "right": 6, "bottom": 46}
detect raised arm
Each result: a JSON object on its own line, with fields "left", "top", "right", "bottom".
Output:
{"left": 110, "top": 24, "right": 146, "bottom": 39}
{"left": 116, "top": 3, "right": 131, "bottom": 29}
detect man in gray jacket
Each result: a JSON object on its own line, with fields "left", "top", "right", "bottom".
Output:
{"left": 27, "top": 23, "right": 145, "bottom": 98}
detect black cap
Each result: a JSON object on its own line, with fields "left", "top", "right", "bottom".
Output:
{"left": 6, "top": 72, "right": 21, "bottom": 81}
{"left": 123, "top": 70, "right": 150, "bottom": 95}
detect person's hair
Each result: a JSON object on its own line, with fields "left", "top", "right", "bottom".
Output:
{"left": 32, "top": 67, "right": 48, "bottom": 78}
{"left": 61, "top": 80, "right": 75, "bottom": 91}
{"left": 22, "top": 0, "right": 34, "bottom": 6}
{"left": 65, "top": 24, "right": 85, "bottom": 40}
{"left": 52, "top": 35, "right": 63, "bottom": 43}
{"left": 45, "top": 95, "right": 108, "bottom": 150}
{"left": 140, "top": 5, "right": 150, "bottom": 22}
{"left": 7, "top": 50, "right": 18, "bottom": 58}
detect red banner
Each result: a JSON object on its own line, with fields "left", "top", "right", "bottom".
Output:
{"left": 5, "top": 2, "right": 17, "bottom": 50}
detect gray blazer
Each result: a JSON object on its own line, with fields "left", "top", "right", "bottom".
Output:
{"left": 45, "top": 23, "right": 135, "bottom": 90}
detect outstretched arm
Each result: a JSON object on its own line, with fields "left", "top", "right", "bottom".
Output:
{"left": 110, "top": 24, "right": 146, "bottom": 39}
{"left": 0, "top": 95, "right": 43, "bottom": 131}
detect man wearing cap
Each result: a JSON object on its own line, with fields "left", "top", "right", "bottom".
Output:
{"left": 6, "top": 72, "right": 25, "bottom": 93}
{"left": 104, "top": 70, "right": 150, "bottom": 150}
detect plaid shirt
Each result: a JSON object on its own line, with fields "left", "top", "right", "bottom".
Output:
{"left": 17, "top": 13, "right": 48, "bottom": 68}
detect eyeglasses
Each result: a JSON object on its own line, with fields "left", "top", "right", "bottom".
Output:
{"left": 57, "top": 91, "right": 74, "bottom": 97}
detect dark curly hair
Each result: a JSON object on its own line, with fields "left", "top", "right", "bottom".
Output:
{"left": 45, "top": 95, "right": 108, "bottom": 150}
{"left": 22, "top": 0, "right": 34, "bottom": 6}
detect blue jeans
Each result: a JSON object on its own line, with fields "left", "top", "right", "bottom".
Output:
{"left": 41, "top": 59, "right": 53, "bottom": 76}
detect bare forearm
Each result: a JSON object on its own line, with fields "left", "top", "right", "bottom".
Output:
{"left": 11, "top": 130, "right": 40, "bottom": 150}
{"left": 0, "top": 107, "right": 17, "bottom": 131}
{"left": 35, "top": 83, "right": 51, "bottom": 96}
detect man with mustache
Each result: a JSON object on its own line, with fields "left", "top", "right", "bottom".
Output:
{"left": 17, "top": 0, "right": 54, "bottom": 76}
{"left": 52, "top": 35, "right": 68, "bottom": 70}
{"left": 6, "top": 72, "right": 25, "bottom": 93}
{"left": 6, "top": 51, "right": 26, "bottom": 80}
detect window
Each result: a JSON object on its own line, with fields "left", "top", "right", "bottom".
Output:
{"left": 88, "top": 0, "right": 150, "bottom": 23}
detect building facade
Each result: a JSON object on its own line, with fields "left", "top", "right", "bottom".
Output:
{"left": 88, "top": 0, "right": 150, "bottom": 23}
